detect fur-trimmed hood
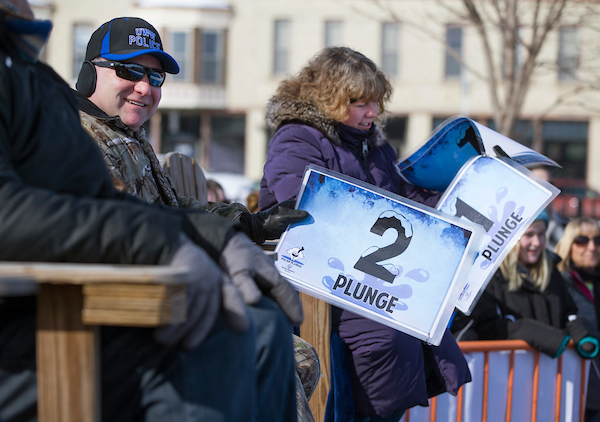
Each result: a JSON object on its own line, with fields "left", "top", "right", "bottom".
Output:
{"left": 266, "top": 95, "right": 387, "bottom": 147}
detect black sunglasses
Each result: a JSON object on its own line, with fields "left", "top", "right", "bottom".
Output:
{"left": 93, "top": 60, "right": 166, "bottom": 87}
{"left": 573, "top": 235, "right": 600, "bottom": 246}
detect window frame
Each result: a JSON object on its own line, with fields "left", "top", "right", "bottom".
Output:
{"left": 273, "top": 19, "right": 291, "bottom": 76}
{"left": 72, "top": 23, "right": 94, "bottom": 80}
{"left": 166, "top": 29, "right": 194, "bottom": 83}
{"left": 381, "top": 22, "right": 400, "bottom": 77}
{"left": 444, "top": 24, "right": 463, "bottom": 79}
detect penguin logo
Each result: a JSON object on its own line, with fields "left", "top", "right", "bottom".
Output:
{"left": 287, "top": 246, "right": 305, "bottom": 262}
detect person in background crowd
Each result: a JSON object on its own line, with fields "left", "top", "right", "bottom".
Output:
{"left": 529, "top": 164, "right": 567, "bottom": 249}
{"left": 0, "top": 2, "right": 304, "bottom": 421}
{"left": 452, "top": 211, "right": 599, "bottom": 363}
{"left": 246, "top": 190, "right": 260, "bottom": 214}
{"left": 259, "top": 46, "right": 471, "bottom": 422}
{"left": 74, "top": 16, "right": 318, "bottom": 421}
{"left": 555, "top": 217, "right": 600, "bottom": 422}
{"left": 207, "top": 179, "right": 229, "bottom": 203}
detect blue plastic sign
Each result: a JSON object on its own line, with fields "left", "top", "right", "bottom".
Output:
{"left": 275, "top": 165, "right": 483, "bottom": 345}
{"left": 396, "top": 116, "right": 560, "bottom": 192}
{"left": 436, "top": 156, "right": 560, "bottom": 315}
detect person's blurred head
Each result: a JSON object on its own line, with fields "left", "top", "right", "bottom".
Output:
{"left": 76, "top": 17, "right": 179, "bottom": 131}
{"left": 246, "top": 190, "right": 259, "bottom": 213}
{"left": 529, "top": 165, "right": 552, "bottom": 183}
{"left": 206, "top": 179, "right": 227, "bottom": 203}
{"left": 518, "top": 220, "right": 547, "bottom": 266}
{"left": 275, "top": 46, "right": 392, "bottom": 129}
{"left": 501, "top": 212, "right": 550, "bottom": 291}
{"left": 555, "top": 217, "right": 600, "bottom": 274}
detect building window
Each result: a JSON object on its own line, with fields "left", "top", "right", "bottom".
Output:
{"left": 558, "top": 26, "right": 579, "bottom": 82}
{"left": 167, "top": 30, "right": 193, "bottom": 82}
{"left": 160, "top": 111, "right": 200, "bottom": 159}
{"left": 481, "top": 118, "right": 589, "bottom": 180}
{"left": 445, "top": 24, "right": 463, "bottom": 79}
{"left": 325, "top": 20, "right": 343, "bottom": 47}
{"left": 381, "top": 23, "right": 399, "bottom": 77}
{"left": 542, "top": 120, "right": 587, "bottom": 179}
{"left": 384, "top": 116, "right": 407, "bottom": 158}
{"left": 273, "top": 20, "right": 291, "bottom": 75}
{"left": 200, "top": 29, "right": 225, "bottom": 84}
{"left": 72, "top": 24, "right": 94, "bottom": 80}
{"left": 210, "top": 116, "right": 246, "bottom": 174}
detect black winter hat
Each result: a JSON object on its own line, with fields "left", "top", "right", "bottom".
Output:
{"left": 85, "top": 17, "right": 179, "bottom": 74}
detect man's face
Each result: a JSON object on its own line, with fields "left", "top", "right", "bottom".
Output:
{"left": 88, "top": 54, "right": 162, "bottom": 132}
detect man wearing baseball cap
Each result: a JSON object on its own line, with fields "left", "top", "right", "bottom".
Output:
{"left": 75, "top": 16, "right": 319, "bottom": 422}
{"left": 75, "top": 17, "right": 310, "bottom": 248}
{"left": 0, "top": 4, "right": 302, "bottom": 422}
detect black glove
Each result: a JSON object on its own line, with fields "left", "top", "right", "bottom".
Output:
{"left": 508, "top": 318, "right": 571, "bottom": 358}
{"left": 240, "top": 200, "right": 309, "bottom": 244}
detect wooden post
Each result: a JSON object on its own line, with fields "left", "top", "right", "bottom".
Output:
{"left": 299, "top": 293, "right": 331, "bottom": 422}
{"left": 36, "top": 284, "right": 100, "bottom": 422}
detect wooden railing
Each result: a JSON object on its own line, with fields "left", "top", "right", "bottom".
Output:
{"left": 0, "top": 262, "right": 189, "bottom": 422}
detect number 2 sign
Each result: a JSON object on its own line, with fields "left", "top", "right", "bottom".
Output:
{"left": 436, "top": 156, "right": 560, "bottom": 315}
{"left": 275, "top": 165, "right": 483, "bottom": 345}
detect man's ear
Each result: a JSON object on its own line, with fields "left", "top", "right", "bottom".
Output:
{"left": 76, "top": 61, "right": 97, "bottom": 97}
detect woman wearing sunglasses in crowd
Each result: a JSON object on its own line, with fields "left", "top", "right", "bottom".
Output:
{"left": 555, "top": 217, "right": 600, "bottom": 422}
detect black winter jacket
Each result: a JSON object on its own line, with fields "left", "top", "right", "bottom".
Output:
{"left": 459, "top": 255, "right": 585, "bottom": 357}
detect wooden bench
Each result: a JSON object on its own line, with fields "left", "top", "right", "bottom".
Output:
{"left": 0, "top": 262, "right": 189, "bottom": 422}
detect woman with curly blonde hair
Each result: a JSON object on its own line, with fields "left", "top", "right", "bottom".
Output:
{"left": 259, "top": 46, "right": 471, "bottom": 422}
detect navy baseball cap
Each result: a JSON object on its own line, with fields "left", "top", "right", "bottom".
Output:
{"left": 85, "top": 17, "right": 179, "bottom": 74}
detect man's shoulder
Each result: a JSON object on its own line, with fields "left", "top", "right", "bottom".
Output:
{"left": 79, "top": 110, "right": 135, "bottom": 154}
{"left": 79, "top": 109, "right": 118, "bottom": 137}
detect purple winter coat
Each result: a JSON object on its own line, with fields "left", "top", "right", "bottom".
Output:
{"left": 259, "top": 97, "right": 471, "bottom": 417}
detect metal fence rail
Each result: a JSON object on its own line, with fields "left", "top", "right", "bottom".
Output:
{"left": 402, "top": 340, "right": 589, "bottom": 422}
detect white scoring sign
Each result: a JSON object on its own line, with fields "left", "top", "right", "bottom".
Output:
{"left": 436, "top": 156, "right": 559, "bottom": 315}
{"left": 276, "top": 165, "right": 483, "bottom": 345}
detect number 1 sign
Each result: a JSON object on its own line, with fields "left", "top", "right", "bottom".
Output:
{"left": 436, "top": 156, "right": 560, "bottom": 315}
{"left": 275, "top": 165, "right": 483, "bottom": 345}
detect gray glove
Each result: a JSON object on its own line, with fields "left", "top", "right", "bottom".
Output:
{"left": 154, "top": 234, "right": 249, "bottom": 350}
{"left": 219, "top": 232, "right": 304, "bottom": 325}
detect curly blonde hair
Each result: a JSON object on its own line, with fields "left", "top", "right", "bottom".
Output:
{"left": 275, "top": 46, "right": 393, "bottom": 123}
